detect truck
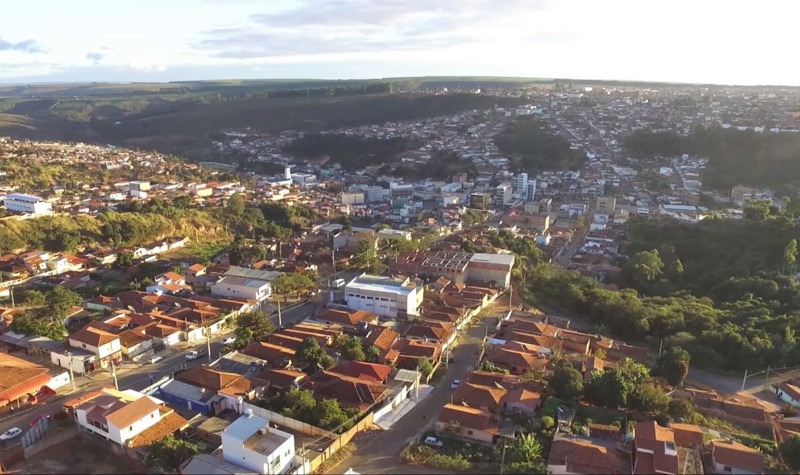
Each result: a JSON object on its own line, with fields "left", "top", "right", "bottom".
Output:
{"left": 332, "top": 278, "right": 346, "bottom": 288}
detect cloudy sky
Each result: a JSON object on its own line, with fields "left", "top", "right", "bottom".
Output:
{"left": 1, "top": 0, "right": 797, "bottom": 85}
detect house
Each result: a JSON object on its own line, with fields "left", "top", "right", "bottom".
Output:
{"left": 175, "top": 365, "right": 258, "bottom": 412}
{"left": 436, "top": 403, "right": 497, "bottom": 445}
{"left": 69, "top": 388, "right": 184, "bottom": 446}
{"left": 217, "top": 412, "right": 303, "bottom": 474}
{"left": 242, "top": 342, "right": 295, "bottom": 368}
{"left": 547, "top": 435, "right": 632, "bottom": 474}
{"left": 669, "top": 423, "right": 704, "bottom": 449}
{"left": 451, "top": 378, "right": 540, "bottom": 416}
{"left": 0, "top": 352, "right": 56, "bottom": 409}
{"left": 305, "top": 370, "right": 388, "bottom": 411}
{"left": 404, "top": 322, "right": 456, "bottom": 348}
{"left": 183, "top": 263, "right": 207, "bottom": 285}
{"left": 118, "top": 328, "right": 154, "bottom": 360}
{"left": 365, "top": 325, "right": 399, "bottom": 351}
{"left": 710, "top": 440, "right": 764, "bottom": 475}
{"left": 68, "top": 322, "right": 122, "bottom": 369}
{"left": 483, "top": 346, "right": 546, "bottom": 375}
{"left": 633, "top": 421, "right": 678, "bottom": 475}
{"left": 332, "top": 360, "right": 392, "bottom": 383}
{"left": 210, "top": 275, "right": 271, "bottom": 302}
{"left": 775, "top": 381, "right": 800, "bottom": 408}
{"left": 310, "top": 308, "right": 379, "bottom": 330}
{"left": 251, "top": 368, "right": 307, "bottom": 391}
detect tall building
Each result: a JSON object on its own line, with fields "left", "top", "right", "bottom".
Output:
{"left": 344, "top": 273, "right": 423, "bottom": 318}
{"left": 3, "top": 193, "right": 52, "bottom": 215}
{"left": 470, "top": 193, "right": 490, "bottom": 210}
{"left": 515, "top": 173, "right": 528, "bottom": 196}
{"left": 596, "top": 196, "right": 617, "bottom": 215}
{"left": 495, "top": 184, "right": 512, "bottom": 205}
{"left": 525, "top": 180, "right": 537, "bottom": 202}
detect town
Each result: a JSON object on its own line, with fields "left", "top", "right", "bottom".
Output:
{"left": 0, "top": 81, "right": 799, "bottom": 475}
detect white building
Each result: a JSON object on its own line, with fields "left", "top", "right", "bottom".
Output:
{"left": 344, "top": 273, "right": 423, "bottom": 319}
{"left": 341, "top": 192, "right": 365, "bottom": 206}
{"left": 69, "top": 323, "right": 122, "bottom": 369}
{"left": 221, "top": 412, "right": 301, "bottom": 474}
{"left": 211, "top": 275, "right": 271, "bottom": 302}
{"left": 72, "top": 388, "right": 165, "bottom": 445}
{"left": 3, "top": 193, "right": 52, "bottom": 215}
{"left": 515, "top": 173, "right": 528, "bottom": 196}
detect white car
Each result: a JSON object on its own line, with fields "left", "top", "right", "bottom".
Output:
{"left": 222, "top": 337, "right": 236, "bottom": 345}
{"left": 424, "top": 436, "right": 444, "bottom": 448}
{"left": 185, "top": 350, "right": 199, "bottom": 360}
{"left": 450, "top": 380, "right": 460, "bottom": 390}
{"left": 0, "top": 427, "right": 22, "bottom": 441}
{"left": 148, "top": 355, "right": 163, "bottom": 364}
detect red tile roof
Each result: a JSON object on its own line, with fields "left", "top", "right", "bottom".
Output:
{"left": 548, "top": 437, "right": 631, "bottom": 474}
{"left": 334, "top": 361, "right": 392, "bottom": 383}
{"left": 711, "top": 440, "right": 765, "bottom": 474}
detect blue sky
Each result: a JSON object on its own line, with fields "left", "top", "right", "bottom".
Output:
{"left": 1, "top": 0, "right": 798, "bottom": 85}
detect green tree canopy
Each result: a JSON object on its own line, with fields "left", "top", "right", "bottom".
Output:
{"left": 417, "top": 356, "right": 434, "bottom": 377}
{"left": 236, "top": 310, "right": 276, "bottom": 342}
{"left": 780, "top": 435, "right": 800, "bottom": 471}
{"left": 654, "top": 346, "right": 691, "bottom": 387}
{"left": 297, "top": 337, "right": 335, "bottom": 370}
{"left": 339, "top": 336, "right": 365, "bottom": 362}
{"left": 546, "top": 359, "right": 584, "bottom": 402}
{"left": 147, "top": 435, "right": 198, "bottom": 471}
{"left": 46, "top": 286, "right": 82, "bottom": 323}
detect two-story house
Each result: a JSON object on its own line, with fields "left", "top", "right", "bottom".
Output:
{"left": 69, "top": 322, "right": 122, "bottom": 369}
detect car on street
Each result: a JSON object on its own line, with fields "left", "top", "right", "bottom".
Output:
{"left": 450, "top": 380, "right": 460, "bottom": 390}
{"left": 185, "top": 350, "right": 199, "bottom": 360}
{"left": 424, "top": 436, "right": 444, "bottom": 448}
{"left": 149, "top": 355, "right": 163, "bottom": 364}
{"left": 0, "top": 427, "right": 22, "bottom": 441}
{"left": 222, "top": 336, "right": 236, "bottom": 345}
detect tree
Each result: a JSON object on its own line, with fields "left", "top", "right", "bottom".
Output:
{"left": 46, "top": 286, "right": 81, "bottom": 323}
{"left": 234, "top": 327, "right": 254, "bottom": 348}
{"left": 667, "top": 398, "right": 696, "bottom": 421}
{"left": 147, "top": 435, "right": 198, "bottom": 470}
{"left": 365, "top": 345, "right": 382, "bottom": 363}
{"left": 627, "top": 249, "right": 664, "bottom": 285}
{"left": 226, "top": 192, "right": 245, "bottom": 217}
{"left": 632, "top": 381, "right": 670, "bottom": 414}
{"left": 744, "top": 200, "right": 771, "bottom": 221}
{"left": 784, "top": 239, "right": 798, "bottom": 274}
{"left": 654, "top": 346, "right": 691, "bottom": 387}
{"left": 417, "top": 356, "right": 434, "bottom": 378}
{"left": 504, "top": 433, "right": 545, "bottom": 474}
{"left": 350, "top": 238, "right": 387, "bottom": 274}
{"left": 236, "top": 310, "right": 276, "bottom": 342}
{"left": 296, "top": 337, "right": 334, "bottom": 370}
{"left": 313, "top": 398, "right": 351, "bottom": 430}
{"left": 780, "top": 435, "right": 800, "bottom": 471}
{"left": 339, "top": 336, "right": 365, "bottom": 362}
{"left": 444, "top": 420, "right": 461, "bottom": 435}
{"left": 546, "top": 359, "right": 584, "bottom": 402}
{"left": 116, "top": 251, "right": 133, "bottom": 268}
{"left": 22, "top": 289, "right": 46, "bottom": 307}
{"left": 587, "top": 368, "right": 635, "bottom": 408}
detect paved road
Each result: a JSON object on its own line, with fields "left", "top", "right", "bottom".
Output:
{"left": 329, "top": 317, "right": 495, "bottom": 474}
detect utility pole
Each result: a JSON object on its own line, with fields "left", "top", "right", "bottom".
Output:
{"left": 10, "top": 286, "right": 14, "bottom": 307}
{"left": 658, "top": 339, "right": 663, "bottom": 358}
{"left": 111, "top": 358, "right": 119, "bottom": 391}
{"left": 205, "top": 315, "right": 212, "bottom": 363}
{"left": 741, "top": 369, "right": 748, "bottom": 391}
{"left": 66, "top": 351, "right": 76, "bottom": 392}
{"left": 500, "top": 440, "right": 507, "bottom": 475}
{"left": 277, "top": 298, "right": 282, "bottom": 329}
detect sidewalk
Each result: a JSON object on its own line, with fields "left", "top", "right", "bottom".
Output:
{"left": 375, "top": 384, "right": 435, "bottom": 431}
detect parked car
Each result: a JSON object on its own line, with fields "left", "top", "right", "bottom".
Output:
{"left": 450, "top": 380, "right": 460, "bottom": 390}
{"left": 222, "top": 336, "right": 236, "bottom": 345}
{"left": 424, "top": 436, "right": 444, "bottom": 448}
{"left": 149, "top": 355, "right": 163, "bottom": 364}
{"left": 185, "top": 350, "right": 199, "bottom": 360}
{"left": 0, "top": 427, "right": 22, "bottom": 441}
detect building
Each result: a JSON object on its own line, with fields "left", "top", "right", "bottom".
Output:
{"left": 539, "top": 198, "right": 552, "bottom": 213}
{"left": 344, "top": 273, "right": 423, "bottom": 319}
{"left": 3, "top": 193, "right": 52, "bottom": 215}
{"left": 220, "top": 411, "right": 304, "bottom": 474}
{"left": 392, "top": 250, "right": 514, "bottom": 288}
{"left": 547, "top": 434, "right": 631, "bottom": 474}
{"left": 731, "top": 185, "right": 764, "bottom": 207}
{"left": 710, "top": 439, "right": 765, "bottom": 475}
{"left": 495, "top": 184, "right": 512, "bottom": 205}
{"left": 633, "top": 421, "right": 678, "bottom": 474}
{"left": 69, "top": 322, "right": 122, "bottom": 369}
{"left": 211, "top": 276, "right": 271, "bottom": 302}
{"left": 0, "top": 352, "right": 57, "bottom": 409}
{"left": 436, "top": 403, "right": 497, "bottom": 445}
{"left": 341, "top": 192, "right": 365, "bottom": 206}
{"left": 69, "top": 387, "right": 185, "bottom": 446}
{"left": 470, "top": 192, "right": 490, "bottom": 210}
{"left": 525, "top": 180, "right": 537, "bottom": 202}
{"left": 515, "top": 173, "right": 528, "bottom": 196}
{"left": 775, "top": 381, "right": 800, "bottom": 408}
{"left": 596, "top": 196, "right": 617, "bottom": 215}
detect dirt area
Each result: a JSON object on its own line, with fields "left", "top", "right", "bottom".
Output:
{"left": 14, "top": 436, "right": 147, "bottom": 474}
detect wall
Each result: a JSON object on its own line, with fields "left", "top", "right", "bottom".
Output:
{"left": 23, "top": 425, "right": 79, "bottom": 459}
{"left": 242, "top": 403, "right": 327, "bottom": 437}
{"left": 47, "top": 371, "right": 71, "bottom": 390}
{"left": 116, "top": 408, "right": 160, "bottom": 443}
{"left": 373, "top": 385, "right": 410, "bottom": 423}
{"left": 434, "top": 421, "right": 494, "bottom": 445}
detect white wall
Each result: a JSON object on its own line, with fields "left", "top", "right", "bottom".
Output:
{"left": 51, "top": 352, "right": 88, "bottom": 376}
{"left": 222, "top": 427, "right": 295, "bottom": 474}
{"left": 48, "top": 371, "right": 72, "bottom": 390}
{"left": 115, "top": 407, "right": 160, "bottom": 444}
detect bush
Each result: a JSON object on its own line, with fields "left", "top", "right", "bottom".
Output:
{"left": 428, "top": 454, "right": 471, "bottom": 471}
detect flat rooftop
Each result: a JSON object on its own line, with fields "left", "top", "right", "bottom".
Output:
{"left": 346, "top": 274, "right": 417, "bottom": 295}
{"left": 223, "top": 267, "right": 281, "bottom": 281}
{"left": 243, "top": 426, "right": 292, "bottom": 455}
{"left": 469, "top": 253, "right": 515, "bottom": 267}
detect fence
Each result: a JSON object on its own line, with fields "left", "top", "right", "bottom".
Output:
{"left": 24, "top": 426, "right": 78, "bottom": 459}
{"left": 242, "top": 403, "right": 328, "bottom": 437}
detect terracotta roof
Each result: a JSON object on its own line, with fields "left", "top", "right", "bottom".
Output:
{"left": 269, "top": 333, "right": 305, "bottom": 350}
{"left": 62, "top": 386, "right": 114, "bottom": 410}
{"left": 504, "top": 388, "right": 541, "bottom": 410}
{"left": 252, "top": 368, "right": 307, "bottom": 389}
{"left": 485, "top": 347, "right": 544, "bottom": 372}
{"left": 119, "top": 329, "right": 151, "bottom": 348}
{"left": 365, "top": 326, "right": 399, "bottom": 351}
{"left": 242, "top": 341, "right": 295, "bottom": 365}
{"left": 314, "top": 308, "right": 378, "bottom": 326}
{"left": 670, "top": 422, "right": 704, "bottom": 448}
{"left": 452, "top": 382, "right": 505, "bottom": 411}
{"left": 393, "top": 338, "right": 442, "bottom": 360}
{"left": 128, "top": 410, "right": 189, "bottom": 448}
{"left": 438, "top": 403, "right": 496, "bottom": 431}
{"left": 105, "top": 395, "right": 161, "bottom": 429}
{"left": 187, "top": 264, "right": 206, "bottom": 272}
{"left": 711, "top": 440, "right": 765, "bottom": 473}
{"left": 307, "top": 370, "right": 388, "bottom": 411}
{"left": 588, "top": 423, "right": 624, "bottom": 442}
{"left": 634, "top": 421, "right": 678, "bottom": 475}
{"left": 176, "top": 365, "right": 252, "bottom": 396}
{"left": 404, "top": 324, "right": 453, "bottom": 342}
{"left": 548, "top": 437, "right": 631, "bottom": 474}
{"left": 334, "top": 361, "right": 392, "bottom": 383}
{"left": 70, "top": 321, "right": 120, "bottom": 347}
{"left": 779, "top": 382, "right": 800, "bottom": 402}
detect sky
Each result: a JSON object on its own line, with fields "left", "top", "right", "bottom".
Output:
{"left": 0, "top": 0, "right": 798, "bottom": 86}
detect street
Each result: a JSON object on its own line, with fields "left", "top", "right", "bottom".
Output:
{"left": 328, "top": 316, "right": 496, "bottom": 474}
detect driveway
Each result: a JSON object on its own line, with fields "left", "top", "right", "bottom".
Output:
{"left": 327, "top": 317, "right": 495, "bottom": 474}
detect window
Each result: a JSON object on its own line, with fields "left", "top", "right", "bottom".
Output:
{"left": 467, "top": 430, "right": 473, "bottom": 436}
{"left": 128, "top": 425, "right": 133, "bottom": 431}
